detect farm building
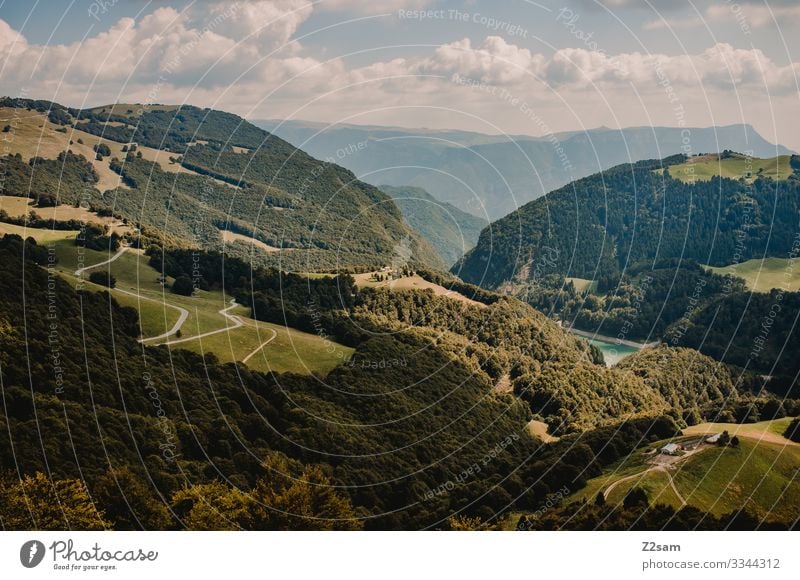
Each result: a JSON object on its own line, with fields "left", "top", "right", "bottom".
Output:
{"left": 659, "top": 443, "right": 681, "bottom": 456}
{"left": 705, "top": 433, "right": 721, "bottom": 444}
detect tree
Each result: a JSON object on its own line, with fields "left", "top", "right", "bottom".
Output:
{"left": 784, "top": 418, "right": 800, "bottom": 443}
{"left": 0, "top": 472, "right": 110, "bottom": 530}
{"left": 595, "top": 491, "right": 606, "bottom": 506}
{"left": 717, "top": 430, "right": 731, "bottom": 447}
{"left": 730, "top": 436, "right": 740, "bottom": 448}
{"left": 89, "top": 270, "right": 116, "bottom": 288}
{"left": 448, "top": 515, "right": 484, "bottom": 530}
{"left": 93, "top": 143, "right": 111, "bottom": 157}
{"left": 171, "top": 275, "right": 194, "bottom": 296}
{"left": 250, "top": 453, "right": 361, "bottom": 531}
{"left": 171, "top": 454, "right": 362, "bottom": 531}
{"left": 623, "top": 487, "right": 649, "bottom": 509}
{"left": 92, "top": 468, "right": 173, "bottom": 530}
{"left": 172, "top": 481, "right": 256, "bottom": 531}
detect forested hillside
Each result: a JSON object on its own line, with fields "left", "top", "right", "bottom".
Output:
{"left": 0, "top": 98, "right": 441, "bottom": 270}
{"left": 2, "top": 233, "right": 792, "bottom": 529}
{"left": 456, "top": 154, "right": 800, "bottom": 289}
{"left": 454, "top": 153, "right": 800, "bottom": 380}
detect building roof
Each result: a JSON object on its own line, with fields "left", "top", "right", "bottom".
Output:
{"left": 705, "top": 433, "right": 721, "bottom": 443}
{"left": 661, "top": 443, "right": 679, "bottom": 453}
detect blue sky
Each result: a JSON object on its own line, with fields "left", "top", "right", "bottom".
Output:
{"left": 1, "top": 0, "right": 798, "bottom": 149}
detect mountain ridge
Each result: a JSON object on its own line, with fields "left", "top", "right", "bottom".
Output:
{"left": 259, "top": 119, "right": 791, "bottom": 220}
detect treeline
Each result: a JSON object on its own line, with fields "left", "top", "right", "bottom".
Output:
{"left": 0, "top": 455, "right": 360, "bottom": 531}
{"left": 553, "top": 261, "right": 741, "bottom": 341}
{"left": 416, "top": 269, "right": 501, "bottom": 305}
{"left": 2, "top": 234, "right": 797, "bottom": 529}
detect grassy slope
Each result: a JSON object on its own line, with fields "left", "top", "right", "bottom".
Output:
{"left": 353, "top": 271, "right": 485, "bottom": 307}
{"left": 682, "top": 417, "right": 797, "bottom": 443}
{"left": 673, "top": 438, "right": 800, "bottom": 520}
{"left": 571, "top": 419, "right": 800, "bottom": 521}
{"left": 706, "top": 258, "right": 800, "bottom": 292}
{"left": 566, "top": 277, "right": 598, "bottom": 294}
{"left": 0, "top": 106, "right": 229, "bottom": 193}
{"left": 4, "top": 227, "right": 349, "bottom": 375}
{"left": 665, "top": 154, "right": 793, "bottom": 183}
{"left": 606, "top": 469, "right": 685, "bottom": 510}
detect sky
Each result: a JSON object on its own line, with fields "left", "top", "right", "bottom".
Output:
{"left": 0, "top": 0, "right": 799, "bottom": 150}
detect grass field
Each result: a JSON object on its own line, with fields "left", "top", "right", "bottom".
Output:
{"left": 566, "top": 277, "right": 598, "bottom": 294}
{"left": 569, "top": 418, "right": 800, "bottom": 522}
{"left": 605, "top": 468, "right": 685, "bottom": 510}
{"left": 353, "top": 272, "right": 485, "bottom": 307}
{"left": 526, "top": 420, "right": 560, "bottom": 443}
{"left": 569, "top": 446, "right": 658, "bottom": 505}
{"left": 672, "top": 438, "right": 800, "bottom": 520}
{"left": 221, "top": 230, "right": 280, "bottom": 252}
{"left": 682, "top": 417, "right": 797, "bottom": 446}
{"left": 662, "top": 153, "right": 793, "bottom": 184}
{"left": 0, "top": 195, "right": 133, "bottom": 234}
{"left": 180, "top": 312, "right": 354, "bottom": 375}
{"left": 706, "top": 258, "right": 800, "bottom": 292}
{"left": 1, "top": 225, "right": 350, "bottom": 375}
{"left": 0, "top": 222, "right": 79, "bottom": 243}
{"left": 0, "top": 107, "right": 234, "bottom": 192}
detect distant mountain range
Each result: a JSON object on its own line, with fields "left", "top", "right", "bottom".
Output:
{"left": 258, "top": 119, "right": 792, "bottom": 221}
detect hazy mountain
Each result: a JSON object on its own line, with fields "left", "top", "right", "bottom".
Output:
{"left": 258, "top": 119, "right": 792, "bottom": 221}
{"left": 379, "top": 185, "right": 487, "bottom": 267}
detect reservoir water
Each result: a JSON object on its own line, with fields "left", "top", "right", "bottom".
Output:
{"left": 586, "top": 338, "right": 640, "bottom": 366}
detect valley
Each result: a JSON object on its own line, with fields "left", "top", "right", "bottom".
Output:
{"left": 0, "top": 97, "right": 798, "bottom": 533}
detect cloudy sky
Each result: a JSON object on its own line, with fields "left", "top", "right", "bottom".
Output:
{"left": 1, "top": 0, "right": 798, "bottom": 149}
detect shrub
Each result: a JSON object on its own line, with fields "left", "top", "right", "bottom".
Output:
{"left": 171, "top": 275, "right": 194, "bottom": 296}
{"left": 88, "top": 271, "right": 116, "bottom": 288}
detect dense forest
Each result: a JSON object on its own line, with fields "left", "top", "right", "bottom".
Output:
{"left": 454, "top": 154, "right": 800, "bottom": 381}
{"left": 456, "top": 155, "right": 800, "bottom": 288}
{"left": 2, "top": 234, "right": 794, "bottom": 529}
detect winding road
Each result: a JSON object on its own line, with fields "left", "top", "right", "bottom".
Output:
{"left": 241, "top": 327, "right": 278, "bottom": 363}
{"left": 76, "top": 247, "right": 278, "bottom": 361}
{"left": 158, "top": 299, "right": 243, "bottom": 346}
{"left": 74, "top": 245, "right": 130, "bottom": 276}
{"left": 603, "top": 465, "right": 687, "bottom": 506}
{"left": 75, "top": 246, "right": 190, "bottom": 344}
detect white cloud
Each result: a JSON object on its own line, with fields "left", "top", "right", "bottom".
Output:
{"left": 421, "top": 36, "right": 546, "bottom": 85}
{"left": 199, "top": 0, "right": 312, "bottom": 47}
{"left": 410, "top": 36, "right": 799, "bottom": 95}
{"left": 0, "top": 1, "right": 321, "bottom": 103}
{"left": 585, "top": 43, "right": 795, "bottom": 93}
{"left": 0, "top": 3, "right": 797, "bottom": 150}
